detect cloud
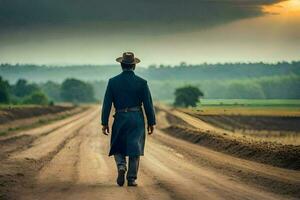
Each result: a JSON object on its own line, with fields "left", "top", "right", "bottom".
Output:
{"left": 0, "top": 0, "right": 281, "bottom": 33}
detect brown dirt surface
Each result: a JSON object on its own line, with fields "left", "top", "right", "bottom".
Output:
{"left": 159, "top": 106, "right": 300, "bottom": 170}
{"left": 190, "top": 114, "right": 300, "bottom": 132}
{"left": 162, "top": 125, "right": 300, "bottom": 170}
{"left": 0, "top": 105, "right": 86, "bottom": 136}
{"left": 161, "top": 104, "right": 300, "bottom": 145}
{"left": 0, "top": 105, "right": 76, "bottom": 124}
{"left": 180, "top": 106, "right": 300, "bottom": 117}
{"left": 0, "top": 105, "right": 299, "bottom": 200}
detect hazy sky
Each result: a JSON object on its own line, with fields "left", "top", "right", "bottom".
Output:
{"left": 0, "top": 0, "right": 299, "bottom": 66}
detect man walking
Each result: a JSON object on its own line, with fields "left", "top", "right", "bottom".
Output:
{"left": 101, "top": 52, "right": 156, "bottom": 187}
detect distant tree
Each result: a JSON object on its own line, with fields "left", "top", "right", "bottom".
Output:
{"left": 40, "top": 81, "right": 61, "bottom": 102}
{"left": 13, "top": 79, "right": 27, "bottom": 97}
{"left": 23, "top": 92, "right": 49, "bottom": 105}
{"left": 179, "top": 62, "right": 188, "bottom": 67}
{"left": 174, "top": 85, "right": 204, "bottom": 107}
{"left": 13, "top": 79, "right": 40, "bottom": 97}
{"left": 148, "top": 64, "right": 157, "bottom": 69}
{"left": 0, "top": 76, "right": 10, "bottom": 103}
{"left": 60, "top": 78, "right": 95, "bottom": 103}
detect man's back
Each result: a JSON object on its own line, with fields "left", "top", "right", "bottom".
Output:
{"left": 108, "top": 70, "right": 147, "bottom": 110}
{"left": 101, "top": 69, "right": 155, "bottom": 127}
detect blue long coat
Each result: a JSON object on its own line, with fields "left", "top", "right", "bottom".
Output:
{"left": 101, "top": 70, "right": 156, "bottom": 156}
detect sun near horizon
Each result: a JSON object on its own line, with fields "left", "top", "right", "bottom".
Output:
{"left": 263, "top": 0, "right": 300, "bottom": 16}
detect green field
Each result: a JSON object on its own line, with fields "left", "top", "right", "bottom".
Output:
{"left": 185, "top": 99, "right": 300, "bottom": 116}
{"left": 160, "top": 99, "right": 300, "bottom": 108}
{"left": 198, "top": 99, "right": 300, "bottom": 107}
{"left": 0, "top": 104, "right": 42, "bottom": 109}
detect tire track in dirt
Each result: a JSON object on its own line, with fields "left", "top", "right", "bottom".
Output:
{"left": 144, "top": 137, "right": 285, "bottom": 200}
{"left": 2, "top": 105, "right": 299, "bottom": 200}
{"left": 0, "top": 107, "right": 93, "bottom": 160}
{"left": 11, "top": 108, "right": 99, "bottom": 200}
{"left": 0, "top": 107, "right": 98, "bottom": 200}
{"left": 151, "top": 130, "right": 300, "bottom": 198}
{"left": 0, "top": 107, "right": 88, "bottom": 141}
{"left": 20, "top": 112, "right": 174, "bottom": 200}
{"left": 9, "top": 108, "right": 98, "bottom": 162}
{"left": 29, "top": 125, "right": 88, "bottom": 197}
{"left": 74, "top": 117, "right": 173, "bottom": 200}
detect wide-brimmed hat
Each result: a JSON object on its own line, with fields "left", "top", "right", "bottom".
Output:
{"left": 116, "top": 52, "right": 140, "bottom": 64}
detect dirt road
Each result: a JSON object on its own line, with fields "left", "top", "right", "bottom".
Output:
{"left": 0, "top": 106, "right": 299, "bottom": 200}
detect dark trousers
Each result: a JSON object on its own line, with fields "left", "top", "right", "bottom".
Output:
{"left": 114, "top": 154, "right": 140, "bottom": 181}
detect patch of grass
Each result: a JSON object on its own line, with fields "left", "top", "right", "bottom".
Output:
{"left": 0, "top": 131, "right": 7, "bottom": 136}
{"left": 163, "top": 125, "right": 300, "bottom": 169}
{"left": 0, "top": 108, "right": 85, "bottom": 136}
{"left": 198, "top": 99, "right": 300, "bottom": 107}
{"left": 189, "top": 99, "right": 300, "bottom": 116}
{"left": 38, "top": 119, "right": 46, "bottom": 124}
{"left": 0, "top": 104, "right": 40, "bottom": 110}
{"left": 191, "top": 106, "right": 300, "bottom": 116}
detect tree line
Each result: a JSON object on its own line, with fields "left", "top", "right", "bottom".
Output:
{"left": 1, "top": 61, "right": 299, "bottom": 83}
{"left": 148, "top": 74, "right": 300, "bottom": 101}
{"left": 0, "top": 76, "right": 96, "bottom": 105}
{"left": 1, "top": 61, "right": 299, "bottom": 102}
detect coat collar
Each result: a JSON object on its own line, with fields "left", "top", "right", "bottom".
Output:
{"left": 121, "top": 69, "right": 135, "bottom": 74}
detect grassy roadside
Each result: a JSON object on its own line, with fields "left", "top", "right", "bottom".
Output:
{"left": 159, "top": 108, "right": 300, "bottom": 170}
{"left": 162, "top": 125, "right": 300, "bottom": 170}
{"left": 156, "top": 104, "right": 300, "bottom": 165}
{"left": 198, "top": 99, "right": 300, "bottom": 106}
{"left": 158, "top": 99, "right": 300, "bottom": 116}
{"left": 195, "top": 99, "right": 300, "bottom": 116}
{"left": 0, "top": 106, "right": 87, "bottom": 137}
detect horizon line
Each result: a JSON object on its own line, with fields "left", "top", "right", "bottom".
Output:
{"left": 1, "top": 60, "right": 300, "bottom": 68}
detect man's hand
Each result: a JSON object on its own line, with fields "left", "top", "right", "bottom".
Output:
{"left": 102, "top": 125, "right": 109, "bottom": 136}
{"left": 147, "top": 125, "right": 154, "bottom": 135}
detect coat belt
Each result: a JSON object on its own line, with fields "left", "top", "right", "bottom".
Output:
{"left": 115, "top": 106, "right": 142, "bottom": 113}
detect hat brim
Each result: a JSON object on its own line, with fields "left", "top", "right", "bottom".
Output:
{"left": 116, "top": 57, "right": 141, "bottom": 64}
